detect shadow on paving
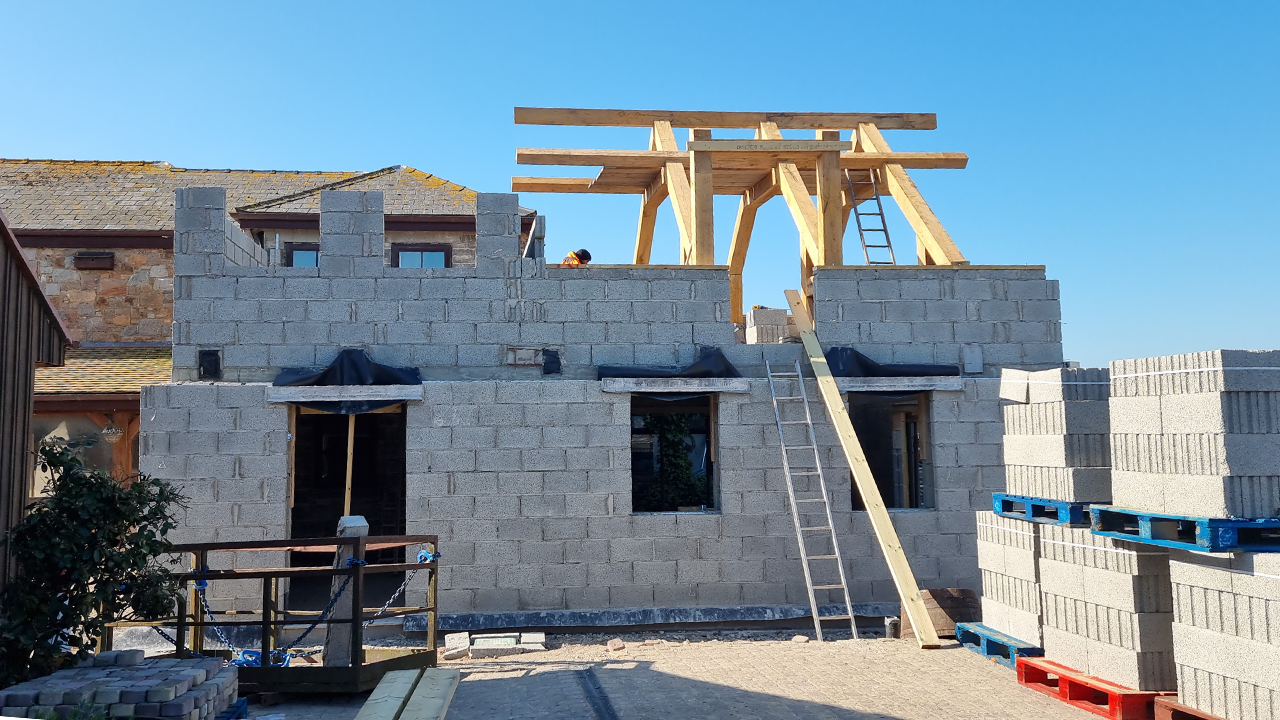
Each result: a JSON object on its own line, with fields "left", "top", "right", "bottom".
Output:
{"left": 449, "top": 659, "right": 908, "bottom": 720}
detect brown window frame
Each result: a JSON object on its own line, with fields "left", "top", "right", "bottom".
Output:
{"left": 391, "top": 243, "right": 452, "bottom": 269}
{"left": 284, "top": 243, "right": 320, "bottom": 268}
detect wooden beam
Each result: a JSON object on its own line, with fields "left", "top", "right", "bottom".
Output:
{"left": 687, "top": 139, "right": 851, "bottom": 152}
{"left": 653, "top": 121, "right": 694, "bottom": 254}
{"left": 759, "top": 121, "right": 820, "bottom": 269}
{"left": 344, "top": 414, "right": 355, "bottom": 517}
{"left": 634, "top": 168, "right": 667, "bottom": 265}
{"left": 688, "top": 128, "right": 714, "bottom": 265}
{"left": 515, "top": 148, "right": 967, "bottom": 171}
{"left": 815, "top": 131, "right": 843, "bottom": 266}
{"left": 784, "top": 290, "right": 942, "bottom": 650}
{"left": 510, "top": 177, "right": 598, "bottom": 193}
{"left": 857, "top": 123, "right": 967, "bottom": 265}
{"left": 514, "top": 107, "right": 938, "bottom": 130}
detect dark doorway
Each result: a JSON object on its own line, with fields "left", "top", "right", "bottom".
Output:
{"left": 847, "top": 393, "right": 933, "bottom": 510}
{"left": 288, "top": 407, "right": 407, "bottom": 611}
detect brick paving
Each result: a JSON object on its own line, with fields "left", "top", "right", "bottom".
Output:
{"left": 247, "top": 631, "right": 1090, "bottom": 720}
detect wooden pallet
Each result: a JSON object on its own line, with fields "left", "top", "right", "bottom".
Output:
{"left": 1016, "top": 657, "right": 1176, "bottom": 720}
{"left": 993, "top": 493, "right": 1093, "bottom": 527}
{"left": 1154, "top": 697, "right": 1224, "bottom": 720}
{"left": 1090, "top": 506, "right": 1280, "bottom": 552}
{"left": 954, "top": 622, "right": 1042, "bottom": 669}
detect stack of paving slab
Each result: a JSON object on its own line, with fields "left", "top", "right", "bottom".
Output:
{"left": 1109, "top": 349, "right": 1280, "bottom": 518}
{"left": 441, "top": 631, "right": 546, "bottom": 660}
{"left": 1109, "top": 349, "right": 1280, "bottom": 718}
{"left": 744, "top": 307, "right": 797, "bottom": 344}
{"left": 0, "top": 652, "right": 235, "bottom": 719}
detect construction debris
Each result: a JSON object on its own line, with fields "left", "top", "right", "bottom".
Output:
{"left": 606, "top": 639, "right": 626, "bottom": 652}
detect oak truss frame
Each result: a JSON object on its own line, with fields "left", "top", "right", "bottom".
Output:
{"left": 511, "top": 107, "right": 969, "bottom": 322}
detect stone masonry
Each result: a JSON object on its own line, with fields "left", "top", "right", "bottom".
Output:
{"left": 143, "top": 187, "right": 1065, "bottom": 620}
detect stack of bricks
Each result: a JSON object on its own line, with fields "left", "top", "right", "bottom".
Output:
{"left": 975, "top": 510, "right": 1042, "bottom": 645}
{"left": 0, "top": 653, "right": 235, "bottom": 719}
{"left": 743, "top": 307, "right": 796, "bottom": 344}
{"left": 1109, "top": 349, "right": 1280, "bottom": 718}
{"left": 1037, "top": 524, "right": 1176, "bottom": 690}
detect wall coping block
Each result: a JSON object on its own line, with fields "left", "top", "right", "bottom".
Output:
{"left": 835, "top": 376, "right": 964, "bottom": 392}
{"left": 264, "top": 384, "right": 425, "bottom": 403}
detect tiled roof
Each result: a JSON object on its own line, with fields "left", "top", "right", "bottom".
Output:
{"left": 0, "top": 159, "right": 507, "bottom": 231}
{"left": 34, "top": 347, "right": 170, "bottom": 395}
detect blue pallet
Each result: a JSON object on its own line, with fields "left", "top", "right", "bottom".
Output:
{"left": 954, "top": 622, "right": 1043, "bottom": 669}
{"left": 1090, "top": 506, "right": 1280, "bottom": 552}
{"left": 216, "top": 698, "right": 248, "bottom": 720}
{"left": 992, "top": 493, "right": 1093, "bottom": 527}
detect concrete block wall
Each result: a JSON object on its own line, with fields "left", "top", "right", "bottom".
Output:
{"left": 1110, "top": 350, "right": 1280, "bottom": 518}
{"left": 138, "top": 382, "right": 288, "bottom": 612}
{"left": 811, "top": 266, "right": 1063, "bottom": 369}
{"left": 1000, "top": 367, "right": 1113, "bottom": 502}
{"left": 170, "top": 188, "right": 733, "bottom": 382}
{"left": 1170, "top": 551, "right": 1280, "bottom": 720}
{"left": 1038, "top": 525, "right": 1176, "bottom": 690}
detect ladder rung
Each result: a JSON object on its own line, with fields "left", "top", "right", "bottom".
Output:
{"left": 808, "top": 555, "right": 839, "bottom": 560}
{"left": 779, "top": 420, "right": 808, "bottom": 424}
{"left": 800, "top": 526, "right": 831, "bottom": 531}
{"left": 770, "top": 372, "right": 800, "bottom": 377}
{"left": 782, "top": 445, "right": 816, "bottom": 451}
{"left": 818, "top": 614, "right": 852, "bottom": 621}
{"left": 773, "top": 396, "right": 802, "bottom": 400}
{"left": 790, "top": 471, "right": 820, "bottom": 475}
{"left": 794, "top": 498, "right": 826, "bottom": 503}
{"left": 812, "top": 584, "right": 844, "bottom": 590}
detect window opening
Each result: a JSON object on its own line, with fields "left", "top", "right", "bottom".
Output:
{"left": 392, "top": 244, "right": 451, "bottom": 268}
{"left": 285, "top": 243, "right": 319, "bottom": 268}
{"left": 847, "top": 392, "right": 933, "bottom": 509}
{"left": 288, "top": 405, "right": 406, "bottom": 610}
{"left": 630, "top": 395, "right": 715, "bottom": 512}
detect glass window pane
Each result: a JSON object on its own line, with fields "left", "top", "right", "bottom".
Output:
{"left": 423, "top": 251, "right": 446, "bottom": 268}
{"left": 293, "top": 250, "right": 318, "bottom": 268}
{"left": 399, "top": 251, "right": 423, "bottom": 268}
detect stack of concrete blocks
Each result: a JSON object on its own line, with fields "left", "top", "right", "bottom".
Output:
{"left": 1170, "top": 552, "right": 1280, "bottom": 720}
{"left": 0, "top": 654, "right": 236, "bottom": 720}
{"left": 1108, "top": 349, "right": 1280, "bottom": 716}
{"left": 1038, "top": 523, "right": 1176, "bottom": 690}
{"left": 975, "top": 510, "right": 1042, "bottom": 645}
{"left": 999, "top": 367, "right": 1113, "bottom": 502}
{"left": 1109, "top": 349, "right": 1280, "bottom": 518}
{"left": 743, "top": 307, "right": 796, "bottom": 344}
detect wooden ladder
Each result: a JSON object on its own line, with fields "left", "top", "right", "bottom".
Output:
{"left": 766, "top": 359, "right": 857, "bottom": 641}
{"left": 784, "top": 289, "right": 941, "bottom": 649}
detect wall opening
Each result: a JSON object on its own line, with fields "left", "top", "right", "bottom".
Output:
{"left": 847, "top": 392, "right": 933, "bottom": 509}
{"left": 630, "top": 395, "right": 716, "bottom": 512}
{"left": 287, "top": 405, "right": 407, "bottom": 611}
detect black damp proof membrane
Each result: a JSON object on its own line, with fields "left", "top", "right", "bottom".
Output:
{"left": 273, "top": 348, "right": 422, "bottom": 415}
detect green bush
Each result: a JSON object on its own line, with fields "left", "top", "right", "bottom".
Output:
{"left": 0, "top": 442, "right": 185, "bottom": 685}
{"left": 640, "top": 414, "right": 707, "bottom": 510}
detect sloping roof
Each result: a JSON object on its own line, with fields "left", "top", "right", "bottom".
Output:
{"left": 34, "top": 347, "right": 170, "bottom": 394}
{"left": 0, "top": 159, "right": 517, "bottom": 231}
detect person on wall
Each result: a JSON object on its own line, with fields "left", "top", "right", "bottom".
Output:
{"left": 561, "top": 248, "right": 592, "bottom": 266}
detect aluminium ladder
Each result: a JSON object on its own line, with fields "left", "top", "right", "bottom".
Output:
{"left": 844, "top": 169, "right": 897, "bottom": 266}
{"left": 766, "top": 359, "right": 857, "bottom": 641}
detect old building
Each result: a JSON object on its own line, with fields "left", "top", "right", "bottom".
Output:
{"left": 0, "top": 159, "right": 537, "bottom": 483}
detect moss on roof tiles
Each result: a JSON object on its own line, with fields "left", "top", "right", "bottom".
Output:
{"left": 34, "top": 347, "right": 171, "bottom": 395}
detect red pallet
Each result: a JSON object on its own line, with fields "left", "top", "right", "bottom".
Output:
{"left": 1154, "top": 697, "right": 1223, "bottom": 720}
{"left": 1016, "top": 657, "right": 1177, "bottom": 720}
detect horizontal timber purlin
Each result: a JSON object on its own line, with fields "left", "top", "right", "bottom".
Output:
{"left": 509, "top": 106, "right": 968, "bottom": 323}
{"left": 514, "top": 107, "right": 938, "bottom": 130}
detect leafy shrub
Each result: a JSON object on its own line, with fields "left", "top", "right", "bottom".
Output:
{"left": 0, "top": 442, "right": 185, "bottom": 685}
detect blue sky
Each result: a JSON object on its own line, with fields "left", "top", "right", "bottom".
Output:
{"left": 2, "top": 1, "right": 1276, "bottom": 366}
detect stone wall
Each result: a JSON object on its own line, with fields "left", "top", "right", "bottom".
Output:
{"left": 21, "top": 246, "right": 172, "bottom": 343}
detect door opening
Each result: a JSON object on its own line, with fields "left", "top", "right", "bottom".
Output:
{"left": 288, "top": 405, "right": 407, "bottom": 611}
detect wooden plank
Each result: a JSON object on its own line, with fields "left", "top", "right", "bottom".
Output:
{"left": 814, "top": 132, "right": 843, "bottom": 266}
{"left": 689, "top": 129, "right": 714, "bottom": 265}
{"left": 784, "top": 289, "right": 942, "bottom": 650}
{"left": 856, "top": 123, "right": 967, "bottom": 265}
{"left": 514, "top": 107, "right": 938, "bottom": 130}
{"left": 653, "top": 121, "right": 694, "bottom": 254}
{"left": 510, "top": 177, "right": 597, "bottom": 193}
{"left": 399, "top": 669, "right": 461, "bottom": 720}
{"left": 777, "top": 164, "right": 822, "bottom": 265}
{"left": 514, "top": 148, "right": 966, "bottom": 170}
{"left": 687, "top": 139, "right": 851, "bottom": 152}
{"left": 352, "top": 668, "right": 423, "bottom": 720}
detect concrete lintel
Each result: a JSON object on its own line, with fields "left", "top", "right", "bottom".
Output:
{"left": 406, "top": 603, "right": 902, "bottom": 633}
{"left": 601, "top": 377, "right": 751, "bottom": 394}
{"left": 835, "top": 376, "right": 964, "bottom": 393}
{"left": 265, "top": 384, "right": 425, "bottom": 403}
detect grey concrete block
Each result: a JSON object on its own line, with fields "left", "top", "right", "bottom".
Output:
{"left": 1004, "top": 465, "right": 1112, "bottom": 503}
{"left": 1002, "top": 400, "right": 1110, "bottom": 436}
{"left": 1003, "top": 433, "right": 1110, "bottom": 468}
